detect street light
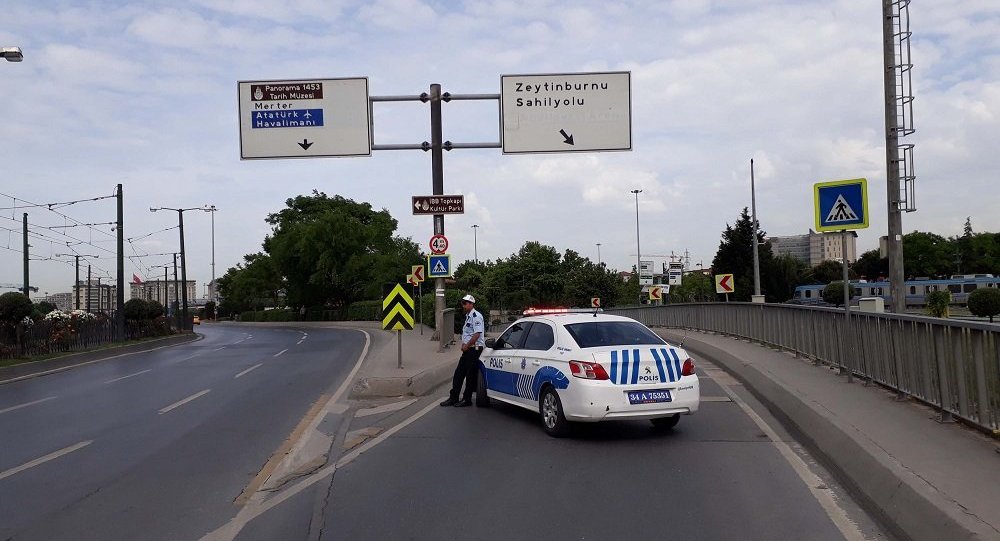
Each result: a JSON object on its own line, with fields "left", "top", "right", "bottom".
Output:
{"left": 1, "top": 47, "right": 23, "bottom": 62}
{"left": 596, "top": 243, "right": 602, "bottom": 266}
{"left": 205, "top": 204, "right": 218, "bottom": 306}
{"left": 631, "top": 189, "right": 642, "bottom": 305}
{"left": 150, "top": 205, "right": 210, "bottom": 330}
{"left": 471, "top": 224, "right": 479, "bottom": 265}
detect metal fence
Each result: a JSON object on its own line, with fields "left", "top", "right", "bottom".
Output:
{"left": 0, "top": 318, "right": 172, "bottom": 360}
{"left": 606, "top": 303, "right": 1000, "bottom": 434}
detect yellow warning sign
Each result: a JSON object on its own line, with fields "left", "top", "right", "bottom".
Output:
{"left": 382, "top": 283, "right": 415, "bottom": 331}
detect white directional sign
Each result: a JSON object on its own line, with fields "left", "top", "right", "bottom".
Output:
{"left": 238, "top": 77, "right": 371, "bottom": 160}
{"left": 500, "top": 71, "right": 631, "bottom": 154}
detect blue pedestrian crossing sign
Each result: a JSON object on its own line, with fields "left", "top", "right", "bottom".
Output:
{"left": 814, "top": 178, "right": 869, "bottom": 232}
{"left": 427, "top": 254, "right": 452, "bottom": 278}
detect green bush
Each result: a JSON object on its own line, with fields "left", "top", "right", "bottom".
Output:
{"left": 348, "top": 300, "right": 382, "bottom": 321}
{"left": 147, "top": 300, "right": 165, "bottom": 319}
{"left": 240, "top": 310, "right": 258, "bottom": 322}
{"left": 0, "top": 292, "right": 33, "bottom": 325}
{"left": 822, "top": 282, "right": 848, "bottom": 307}
{"left": 926, "top": 290, "right": 951, "bottom": 318}
{"left": 123, "top": 298, "right": 149, "bottom": 320}
{"left": 36, "top": 301, "right": 57, "bottom": 316}
{"left": 967, "top": 288, "right": 1000, "bottom": 322}
{"left": 418, "top": 289, "right": 490, "bottom": 331}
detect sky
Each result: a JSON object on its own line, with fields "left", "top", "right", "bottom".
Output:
{"left": 1, "top": 0, "right": 998, "bottom": 299}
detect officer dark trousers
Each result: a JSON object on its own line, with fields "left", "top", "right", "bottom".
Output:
{"left": 449, "top": 347, "right": 483, "bottom": 401}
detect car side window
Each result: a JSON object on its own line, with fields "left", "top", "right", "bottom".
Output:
{"left": 497, "top": 322, "right": 531, "bottom": 350}
{"left": 522, "top": 322, "right": 555, "bottom": 351}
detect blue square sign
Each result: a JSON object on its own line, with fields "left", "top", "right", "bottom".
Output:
{"left": 427, "top": 254, "right": 452, "bottom": 278}
{"left": 814, "top": 178, "right": 869, "bottom": 232}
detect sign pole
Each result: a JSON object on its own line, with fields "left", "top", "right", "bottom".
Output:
{"left": 430, "top": 83, "right": 446, "bottom": 343}
{"left": 418, "top": 280, "right": 423, "bottom": 336}
{"left": 397, "top": 330, "right": 403, "bottom": 369}
{"left": 841, "top": 229, "right": 852, "bottom": 382}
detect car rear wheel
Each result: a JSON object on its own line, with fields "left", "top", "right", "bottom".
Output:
{"left": 475, "top": 368, "right": 490, "bottom": 407}
{"left": 650, "top": 414, "right": 680, "bottom": 430}
{"left": 540, "top": 387, "right": 570, "bottom": 437}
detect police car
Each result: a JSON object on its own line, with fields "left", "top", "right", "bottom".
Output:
{"left": 478, "top": 309, "right": 699, "bottom": 437}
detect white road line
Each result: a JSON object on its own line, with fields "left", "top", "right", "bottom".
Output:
{"left": 234, "top": 363, "right": 264, "bottom": 379}
{"left": 158, "top": 389, "right": 211, "bottom": 415}
{"left": 0, "top": 396, "right": 57, "bottom": 415}
{"left": 174, "top": 353, "right": 202, "bottom": 363}
{"left": 273, "top": 349, "right": 288, "bottom": 358}
{"left": 0, "top": 440, "right": 92, "bottom": 481}
{"left": 214, "top": 347, "right": 227, "bottom": 351}
{"left": 713, "top": 365, "right": 866, "bottom": 541}
{"left": 104, "top": 369, "right": 152, "bottom": 384}
{"left": 296, "top": 340, "right": 304, "bottom": 345}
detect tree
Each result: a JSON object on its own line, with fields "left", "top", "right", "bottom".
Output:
{"left": 711, "top": 208, "right": 775, "bottom": 302}
{"left": 762, "top": 254, "right": 807, "bottom": 302}
{"left": 203, "top": 301, "right": 216, "bottom": 320}
{"left": 262, "top": 191, "right": 422, "bottom": 309}
{"left": 36, "top": 301, "right": 57, "bottom": 315}
{"left": 903, "top": 231, "right": 952, "bottom": 277}
{"left": 822, "top": 281, "right": 849, "bottom": 307}
{"left": 0, "top": 292, "right": 33, "bottom": 326}
{"left": 853, "top": 249, "right": 888, "bottom": 281}
{"left": 967, "top": 288, "right": 1000, "bottom": 322}
{"left": 926, "top": 290, "right": 951, "bottom": 318}
{"left": 670, "top": 272, "right": 715, "bottom": 303}
{"left": 217, "top": 253, "right": 283, "bottom": 314}
{"left": 808, "top": 260, "right": 857, "bottom": 284}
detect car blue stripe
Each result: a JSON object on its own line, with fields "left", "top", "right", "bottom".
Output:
{"left": 651, "top": 348, "right": 668, "bottom": 383}
{"left": 630, "top": 348, "right": 641, "bottom": 384}
{"left": 610, "top": 350, "right": 618, "bottom": 384}
{"left": 670, "top": 349, "right": 682, "bottom": 378}
{"left": 661, "top": 348, "right": 676, "bottom": 381}
{"left": 620, "top": 349, "right": 630, "bottom": 385}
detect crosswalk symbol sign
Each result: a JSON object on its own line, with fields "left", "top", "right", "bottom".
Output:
{"left": 382, "top": 283, "right": 415, "bottom": 331}
{"left": 427, "top": 254, "right": 452, "bottom": 278}
{"left": 814, "top": 178, "right": 869, "bottom": 232}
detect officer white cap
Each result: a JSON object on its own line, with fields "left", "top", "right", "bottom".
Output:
{"left": 462, "top": 294, "right": 476, "bottom": 304}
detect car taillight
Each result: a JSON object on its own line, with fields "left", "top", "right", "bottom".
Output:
{"left": 569, "top": 360, "right": 609, "bottom": 380}
{"left": 681, "top": 358, "right": 696, "bottom": 377}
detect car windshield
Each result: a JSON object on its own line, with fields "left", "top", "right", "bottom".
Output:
{"left": 564, "top": 321, "right": 667, "bottom": 348}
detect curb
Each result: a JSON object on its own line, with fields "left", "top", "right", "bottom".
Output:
{"left": 351, "top": 361, "right": 454, "bottom": 398}
{"left": 661, "top": 329, "right": 993, "bottom": 541}
{"left": 0, "top": 333, "right": 201, "bottom": 385}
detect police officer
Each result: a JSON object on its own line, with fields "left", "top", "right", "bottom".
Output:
{"left": 441, "top": 294, "right": 485, "bottom": 407}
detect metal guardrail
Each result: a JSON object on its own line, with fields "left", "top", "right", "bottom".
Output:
{"left": 606, "top": 303, "right": 1000, "bottom": 434}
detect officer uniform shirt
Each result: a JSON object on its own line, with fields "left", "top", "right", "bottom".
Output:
{"left": 463, "top": 308, "right": 485, "bottom": 348}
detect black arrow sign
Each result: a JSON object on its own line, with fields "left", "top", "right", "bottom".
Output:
{"left": 298, "top": 139, "right": 313, "bottom": 150}
{"left": 559, "top": 129, "right": 575, "bottom": 145}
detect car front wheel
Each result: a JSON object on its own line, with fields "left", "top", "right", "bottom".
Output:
{"left": 539, "top": 387, "right": 570, "bottom": 437}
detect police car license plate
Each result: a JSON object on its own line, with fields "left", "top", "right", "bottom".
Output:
{"left": 627, "top": 389, "right": 672, "bottom": 405}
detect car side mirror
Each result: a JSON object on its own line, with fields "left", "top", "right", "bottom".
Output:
{"left": 485, "top": 338, "right": 497, "bottom": 349}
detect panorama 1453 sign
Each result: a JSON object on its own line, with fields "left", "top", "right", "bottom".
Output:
{"left": 500, "top": 71, "right": 632, "bottom": 154}
{"left": 238, "top": 78, "right": 372, "bottom": 159}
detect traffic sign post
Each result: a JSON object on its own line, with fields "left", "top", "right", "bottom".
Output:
{"left": 501, "top": 72, "right": 631, "bottom": 154}
{"left": 715, "top": 274, "right": 734, "bottom": 302}
{"left": 238, "top": 78, "right": 371, "bottom": 159}
{"left": 383, "top": 283, "right": 416, "bottom": 369}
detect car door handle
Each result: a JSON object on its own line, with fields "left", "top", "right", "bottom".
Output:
{"left": 532, "top": 361, "right": 541, "bottom": 366}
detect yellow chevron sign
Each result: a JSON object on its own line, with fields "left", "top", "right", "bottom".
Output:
{"left": 382, "top": 283, "right": 415, "bottom": 331}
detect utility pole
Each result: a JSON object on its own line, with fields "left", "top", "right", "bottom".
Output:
{"left": 178, "top": 209, "right": 189, "bottom": 331}
{"left": 207, "top": 204, "right": 217, "bottom": 305}
{"left": 596, "top": 243, "right": 602, "bottom": 266}
{"left": 87, "top": 264, "right": 92, "bottom": 313}
{"left": 75, "top": 257, "right": 80, "bottom": 309}
{"left": 115, "top": 184, "right": 125, "bottom": 339}
{"left": 471, "top": 224, "right": 479, "bottom": 265}
{"left": 173, "top": 253, "right": 179, "bottom": 329}
{"left": 22, "top": 213, "right": 29, "bottom": 298}
{"left": 631, "top": 189, "right": 642, "bottom": 305}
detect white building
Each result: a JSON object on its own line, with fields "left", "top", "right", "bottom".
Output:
{"left": 129, "top": 279, "right": 197, "bottom": 307}
{"left": 769, "top": 229, "right": 857, "bottom": 267}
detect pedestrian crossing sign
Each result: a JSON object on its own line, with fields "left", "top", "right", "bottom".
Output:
{"left": 427, "top": 254, "right": 452, "bottom": 278}
{"left": 814, "top": 178, "right": 869, "bottom": 232}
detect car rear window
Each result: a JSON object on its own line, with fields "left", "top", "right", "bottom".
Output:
{"left": 564, "top": 321, "right": 667, "bottom": 348}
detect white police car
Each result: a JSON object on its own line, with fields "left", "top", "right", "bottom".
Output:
{"left": 477, "top": 309, "right": 699, "bottom": 437}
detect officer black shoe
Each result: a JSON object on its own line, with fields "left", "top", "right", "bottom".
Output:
{"left": 440, "top": 398, "right": 458, "bottom": 407}
{"left": 454, "top": 399, "right": 472, "bottom": 407}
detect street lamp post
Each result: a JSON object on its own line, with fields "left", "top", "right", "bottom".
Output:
{"left": 56, "top": 254, "right": 99, "bottom": 310}
{"left": 471, "top": 224, "right": 479, "bottom": 265}
{"left": 151, "top": 206, "right": 210, "bottom": 331}
{"left": 596, "top": 243, "right": 602, "bottom": 266}
{"left": 1, "top": 47, "right": 23, "bottom": 62}
{"left": 631, "top": 189, "right": 642, "bottom": 305}
{"left": 206, "top": 205, "right": 217, "bottom": 306}
{"left": 750, "top": 159, "right": 762, "bottom": 301}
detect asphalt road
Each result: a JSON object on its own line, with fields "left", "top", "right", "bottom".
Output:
{"left": 0, "top": 324, "right": 366, "bottom": 541}
{"left": 233, "top": 360, "right": 891, "bottom": 541}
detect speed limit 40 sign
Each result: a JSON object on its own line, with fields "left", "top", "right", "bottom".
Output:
{"left": 429, "top": 234, "right": 449, "bottom": 254}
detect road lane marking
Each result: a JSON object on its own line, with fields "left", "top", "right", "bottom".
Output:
{"left": 711, "top": 362, "right": 866, "bottom": 541}
{"left": 0, "top": 440, "right": 92, "bottom": 481}
{"left": 234, "top": 363, "right": 264, "bottom": 379}
{"left": 273, "top": 349, "right": 288, "bottom": 357}
{"left": 158, "top": 389, "right": 211, "bottom": 414}
{"left": 104, "top": 369, "right": 152, "bottom": 384}
{"left": 356, "top": 398, "right": 418, "bottom": 418}
{"left": 0, "top": 396, "right": 57, "bottom": 415}
{"left": 174, "top": 353, "right": 203, "bottom": 363}
{"left": 296, "top": 339, "right": 304, "bottom": 345}
{"left": 214, "top": 347, "right": 227, "bottom": 351}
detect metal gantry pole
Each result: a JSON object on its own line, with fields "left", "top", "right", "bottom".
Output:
{"left": 841, "top": 229, "right": 852, "bottom": 382}
{"left": 632, "top": 189, "right": 642, "bottom": 305}
{"left": 750, "top": 159, "right": 761, "bottom": 298}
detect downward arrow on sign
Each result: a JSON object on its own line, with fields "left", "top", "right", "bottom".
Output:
{"left": 298, "top": 139, "right": 313, "bottom": 150}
